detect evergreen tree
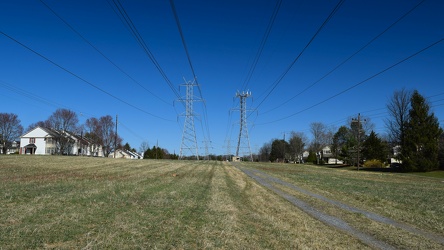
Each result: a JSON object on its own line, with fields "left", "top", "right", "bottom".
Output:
{"left": 270, "top": 139, "right": 289, "bottom": 162}
{"left": 401, "top": 91, "right": 443, "bottom": 172}
{"left": 362, "top": 131, "right": 387, "bottom": 162}
{"left": 439, "top": 133, "right": 444, "bottom": 170}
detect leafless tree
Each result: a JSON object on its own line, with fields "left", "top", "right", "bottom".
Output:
{"left": 385, "top": 88, "right": 412, "bottom": 149}
{"left": 85, "top": 115, "right": 122, "bottom": 157}
{"left": 310, "top": 122, "right": 327, "bottom": 153}
{"left": 139, "top": 141, "right": 150, "bottom": 154}
{"left": 85, "top": 117, "right": 102, "bottom": 156}
{"left": 45, "top": 109, "right": 79, "bottom": 154}
{"left": 47, "top": 108, "right": 79, "bottom": 132}
{"left": 289, "top": 131, "right": 307, "bottom": 162}
{"left": 0, "top": 113, "right": 24, "bottom": 154}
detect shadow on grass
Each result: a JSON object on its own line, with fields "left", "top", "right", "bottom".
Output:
{"left": 326, "top": 164, "right": 402, "bottom": 173}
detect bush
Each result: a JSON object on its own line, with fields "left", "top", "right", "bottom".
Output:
{"left": 363, "top": 159, "right": 384, "bottom": 168}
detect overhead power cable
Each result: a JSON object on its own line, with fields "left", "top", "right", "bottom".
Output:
{"left": 39, "top": 0, "right": 171, "bottom": 106}
{"left": 254, "top": 0, "right": 346, "bottom": 111}
{"left": 109, "top": 0, "right": 183, "bottom": 103}
{"left": 257, "top": 37, "right": 444, "bottom": 125}
{"left": 262, "top": 0, "right": 426, "bottom": 115}
{"left": 0, "top": 79, "right": 67, "bottom": 109}
{"left": 169, "top": 0, "right": 212, "bottom": 143}
{"left": 240, "top": 0, "right": 283, "bottom": 91}
{"left": 0, "top": 30, "right": 172, "bottom": 122}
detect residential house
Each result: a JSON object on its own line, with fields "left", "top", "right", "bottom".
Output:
{"left": 109, "top": 149, "right": 142, "bottom": 159}
{"left": 20, "top": 126, "right": 103, "bottom": 156}
{"left": 0, "top": 140, "right": 20, "bottom": 154}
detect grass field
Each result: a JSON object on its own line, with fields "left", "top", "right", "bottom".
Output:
{"left": 1, "top": 155, "right": 443, "bottom": 249}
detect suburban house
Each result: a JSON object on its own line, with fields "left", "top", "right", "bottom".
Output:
{"left": 321, "top": 146, "right": 344, "bottom": 164}
{"left": 109, "top": 149, "right": 143, "bottom": 159}
{"left": 0, "top": 140, "right": 20, "bottom": 154}
{"left": 300, "top": 146, "right": 343, "bottom": 164}
{"left": 19, "top": 126, "right": 103, "bottom": 156}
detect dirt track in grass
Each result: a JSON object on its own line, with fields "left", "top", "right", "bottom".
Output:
{"left": 232, "top": 162, "right": 444, "bottom": 249}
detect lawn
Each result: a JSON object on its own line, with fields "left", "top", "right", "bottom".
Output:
{"left": 1, "top": 155, "right": 443, "bottom": 249}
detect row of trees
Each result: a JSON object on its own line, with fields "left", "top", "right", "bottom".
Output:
{"left": 258, "top": 89, "right": 443, "bottom": 172}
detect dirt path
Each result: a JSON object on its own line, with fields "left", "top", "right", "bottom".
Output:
{"left": 232, "top": 163, "right": 444, "bottom": 249}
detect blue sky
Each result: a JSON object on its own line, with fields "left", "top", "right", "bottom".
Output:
{"left": 1, "top": 0, "right": 443, "bottom": 156}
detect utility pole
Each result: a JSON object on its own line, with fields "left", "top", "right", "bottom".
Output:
{"left": 178, "top": 78, "right": 202, "bottom": 160}
{"left": 233, "top": 90, "right": 253, "bottom": 161}
{"left": 352, "top": 113, "right": 365, "bottom": 170}
{"left": 114, "top": 114, "right": 118, "bottom": 158}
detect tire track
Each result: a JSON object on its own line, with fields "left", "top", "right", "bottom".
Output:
{"left": 243, "top": 167, "right": 444, "bottom": 246}
{"left": 234, "top": 164, "right": 444, "bottom": 247}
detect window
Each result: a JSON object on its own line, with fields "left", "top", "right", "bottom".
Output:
{"left": 29, "top": 138, "right": 35, "bottom": 144}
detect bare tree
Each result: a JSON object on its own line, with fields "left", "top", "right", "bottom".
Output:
{"left": 85, "top": 117, "right": 101, "bottom": 156}
{"left": 310, "top": 122, "right": 327, "bottom": 153}
{"left": 139, "top": 141, "right": 150, "bottom": 154}
{"left": 0, "top": 113, "right": 24, "bottom": 154}
{"left": 47, "top": 108, "right": 79, "bottom": 132}
{"left": 45, "top": 109, "right": 79, "bottom": 154}
{"left": 289, "top": 131, "right": 307, "bottom": 162}
{"left": 385, "top": 88, "right": 412, "bottom": 150}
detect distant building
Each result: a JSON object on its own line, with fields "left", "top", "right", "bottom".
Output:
{"left": 109, "top": 149, "right": 142, "bottom": 159}
{"left": 0, "top": 140, "right": 20, "bottom": 154}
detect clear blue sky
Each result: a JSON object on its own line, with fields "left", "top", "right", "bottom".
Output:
{"left": 1, "top": 0, "right": 443, "bottom": 156}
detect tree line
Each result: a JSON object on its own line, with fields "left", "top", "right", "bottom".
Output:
{"left": 258, "top": 89, "right": 443, "bottom": 172}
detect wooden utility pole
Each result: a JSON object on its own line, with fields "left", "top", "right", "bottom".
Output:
{"left": 352, "top": 113, "right": 363, "bottom": 170}
{"left": 114, "top": 114, "right": 118, "bottom": 158}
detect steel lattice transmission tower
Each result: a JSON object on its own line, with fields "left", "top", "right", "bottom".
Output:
{"left": 179, "top": 78, "right": 202, "bottom": 160}
{"left": 234, "top": 90, "right": 253, "bottom": 161}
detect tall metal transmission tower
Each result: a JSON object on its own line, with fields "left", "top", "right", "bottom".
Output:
{"left": 179, "top": 78, "right": 202, "bottom": 160}
{"left": 234, "top": 90, "right": 253, "bottom": 161}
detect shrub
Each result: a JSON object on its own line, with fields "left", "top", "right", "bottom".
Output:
{"left": 363, "top": 159, "right": 383, "bottom": 168}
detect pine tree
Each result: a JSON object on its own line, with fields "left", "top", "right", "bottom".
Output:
{"left": 362, "top": 131, "right": 387, "bottom": 162}
{"left": 401, "top": 91, "right": 443, "bottom": 172}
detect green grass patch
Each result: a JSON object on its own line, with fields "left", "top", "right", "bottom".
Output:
{"left": 410, "top": 170, "right": 444, "bottom": 179}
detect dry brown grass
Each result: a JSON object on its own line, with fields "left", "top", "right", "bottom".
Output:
{"left": 3, "top": 155, "right": 441, "bottom": 249}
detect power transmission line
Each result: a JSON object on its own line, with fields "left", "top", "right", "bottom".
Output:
{"left": 254, "top": 0, "right": 346, "bottom": 110}
{"left": 169, "top": 0, "right": 212, "bottom": 147}
{"left": 233, "top": 90, "right": 253, "bottom": 161}
{"left": 257, "top": 37, "right": 444, "bottom": 125}
{"left": 0, "top": 30, "right": 172, "bottom": 122}
{"left": 178, "top": 78, "right": 203, "bottom": 160}
{"left": 240, "top": 0, "right": 283, "bottom": 91}
{"left": 109, "top": 0, "right": 183, "bottom": 103}
{"left": 261, "top": 0, "right": 427, "bottom": 115}
{"left": 39, "top": 0, "right": 171, "bottom": 106}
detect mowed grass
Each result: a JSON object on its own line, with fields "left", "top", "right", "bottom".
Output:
{"left": 242, "top": 162, "right": 444, "bottom": 249}
{"left": 1, "top": 155, "right": 369, "bottom": 249}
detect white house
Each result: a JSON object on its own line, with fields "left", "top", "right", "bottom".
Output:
{"left": 20, "top": 127, "right": 55, "bottom": 155}
{"left": 20, "top": 126, "right": 103, "bottom": 156}
{"left": 109, "top": 149, "right": 142, "bottom": 159}
{"left": 321, "top": 146, "right": 344, "bottom": 164}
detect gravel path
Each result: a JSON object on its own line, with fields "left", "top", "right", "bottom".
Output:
{"left": 232, "top": 163, "right": 444, "bottom": 249}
